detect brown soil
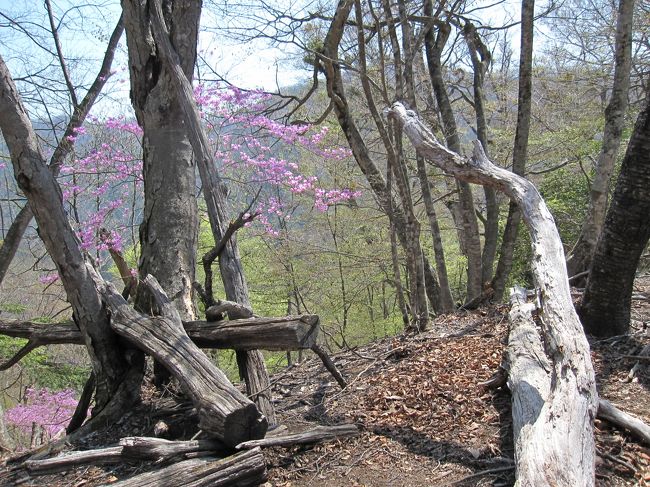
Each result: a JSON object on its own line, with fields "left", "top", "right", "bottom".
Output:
{"left": 2, "top": 282, "right": 649, "bottom": 486}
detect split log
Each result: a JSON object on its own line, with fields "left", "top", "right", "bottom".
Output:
{"left": 388, "top": 102, "right": 598, "bottom": 486}
{"left": 0, "top": 314, "right": 319, "bottom": 353}
{"left": 236, "top": 424, "right": 359, "bottom": 449}
{"left": 108, "top": 448, "right": 266, "bottom": 487}
{"left": 102, "top": 276, "right": 267, "bottom": 448}
{"left": 119, "top": 436, "right": 227, "bottom": 461}
{"left": 184, "top": 314, "right": 319, "bottom": 351}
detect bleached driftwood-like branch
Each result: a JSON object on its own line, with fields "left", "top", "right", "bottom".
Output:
{"left": 387, "top": 102, "right": 598, "bottom": 487}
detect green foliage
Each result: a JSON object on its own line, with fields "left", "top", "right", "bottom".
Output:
{"left": 0, "top": 336, "right": 89, "bottom": 392}
{"left": 0, "top": 302, "right": 28, "bottom": 314}
{"left": 540, "top": 167, "right": 590, "bottom": 245}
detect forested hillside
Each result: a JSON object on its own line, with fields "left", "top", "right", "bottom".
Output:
{"left": 0, "top": 0, "right": 648, "bottom": 485}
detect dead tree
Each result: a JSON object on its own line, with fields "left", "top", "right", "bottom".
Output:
{"left": 387, "top": 102, "right": 598, "bottom": 486}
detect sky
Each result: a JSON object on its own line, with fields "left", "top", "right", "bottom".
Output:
{"left": 0, "top": 0, "right": 312, "bottom": 119}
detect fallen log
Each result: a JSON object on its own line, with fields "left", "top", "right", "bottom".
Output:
{"left": 119, "top": 436, "right": 227, "bottom": 461}
{"left": 184, "top": 314, "right": 319, "bottom": 351}
{"left": 24, "top": 446, "right": 124, "bottom": 474}
{"left": 0, "top": 314, "right": 319, "bottom": 353}
{"left": 236, "top": 424, "right": 359, "bottom": 449}
{"left": 108, "top": 447, "right": 266, "bottom": 487}
{"left": 388, "top": 102, "right": 598, "bottom": 486}
{"left": 102, "top": 276, "right": 267, "bottom": 448}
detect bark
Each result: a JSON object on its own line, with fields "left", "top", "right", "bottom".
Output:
{"left": 110, "top": 448, "right": 266, "bottom": 487}
{"left": 579, "top": 94, "right": 650, "bottom": 336}
{"left": 423, "top": 4, "right": 482, "bottom": 301}
{"left": 146, "top": 0, "right": 275, "bottom": 424}
{"left": 566, "top": 0, "right": 635, "bottom": 279}
{"left": 0, "top": 16, "right": 124, "bottom": 287}
{"left": 492, "top": 0, "right": 535, "bottom": 301}
{"left": 104, "top": 275, "right": 267, "bottom": 447}
{"left": 388, "top": 102, "right": 598, "bottom": 486}
{"left": 122, "top": 0, "right": 198, "bottom": 321}
{"left": 0, "top": 314, "right": 320, "bottom": 352}
{"left": 0, "top": 54, "right": 134, "bottom": 411}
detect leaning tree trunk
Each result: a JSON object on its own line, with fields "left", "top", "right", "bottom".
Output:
{"left": 122, "top": 0, "right": 199, "bottom": 323}
{"left": 566, "top": 0, "right": 635, "bottom": 280}
{"left": 147, "top": 0, "right": 276, "bottom": 425}
{"left": 0, "top": 54, "right": 136, "bottom": 413}
{"left": 388, "top": 102, "right": 598, "bottom": 486}
{"left": 579, "top": 92, "right": 650, "bottom": 337}
{"left": 0, "top": 16, "right": 124, "bottom": 287}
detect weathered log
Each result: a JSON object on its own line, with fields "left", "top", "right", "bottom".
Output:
{"left": 108, "top": 448, "right": 266, "bottom": 487}
{"left": 103, "top": 276, "right": 267, "bottom": 448}
{"left": 598, "top": 399, "right": 650, "bottom": 445}
{"left": 236, "top": 424, "right": 359, "bottom": 449}
{"left": 388, "top": 103, "right": 598, "bottom": 486}
{"left": 184, "top": 315, "right": 319, "bottom": 351}
{"left": 119, "top": 436, "right": 226, "bottom": 461}
{"left": 25, "top": 446, "right": 124, "bottom": 474}
{"left": 0, "top": 314, "right": 319, "bottom": 353}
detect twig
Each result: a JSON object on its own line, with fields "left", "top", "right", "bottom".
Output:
{"left": 442, "top": 465, "right": 514, "bottom": 485}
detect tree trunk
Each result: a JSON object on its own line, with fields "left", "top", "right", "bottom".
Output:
{"left": 423, "top": 4, "right": 482, "bottom": 301}
{"left": 105, "top": 276, "right": 267, "bottom": 447}
{"left": 0, "top": 314, "right": 320, "bottom": 353}
{"left": 0, "top": 54, "right": 136, "bottom": 413}
{"left": 579, "top": 93, "right": 650, "bottom": 336}
{"left": 122, "top": 0, "right": 198, "bottom": 322}
{"left": 491, "top": 0, "right": 535, "bottom": 301}
{"left": 321, "top": 0, "right": 437, "bottom": 325}
{"left": 146, "top": 0, "right": 275, "bottom": 425}
{"left": 463, "top": 21, "right": 499, "bottom": 285}
{"left": 566, "top": 0, "right": 635, "bottom": 280}
{"left": 110, "top": 448, "right": 266, "bottom": 487}
{"left": 388, "top": 102, "right": 598, "bottom": 486}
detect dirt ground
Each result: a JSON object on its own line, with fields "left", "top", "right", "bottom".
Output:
{"left": 1, "top": 279, "right": 649, "bottom": 486}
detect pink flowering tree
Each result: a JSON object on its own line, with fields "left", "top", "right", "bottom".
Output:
{"left": 4, "top": 388, "right": 78, "bottom": 446}
{"left": 39, "top": 83, "right": 358, "bottom": 285}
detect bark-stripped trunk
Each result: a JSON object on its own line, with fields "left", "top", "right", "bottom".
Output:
{"left": 122, "top": 0, "right": 198, "bottom": 321}
{"left": 566, "top": 0, "right": 635, "bottom": 280}
{"left": 423, "top": 4, "right": 482, "bottom": 301}
{"left": 146, "top": 0, "right": 275, "bottom": 424}
{"left": 0, "top": 55, "right": 135, "bottom": 412}
{"left": 491, "top": 0, "right": 534, "bottom": 301}
{"left": 388, "top": 102, "right": 597, "bottom": 486}
{"left": 579, "top": 93, "right": 650, "bottom": 336}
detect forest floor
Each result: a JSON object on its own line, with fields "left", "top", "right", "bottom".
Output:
{"left": 2, "top": 279, "right": 649, "bottom": 486}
